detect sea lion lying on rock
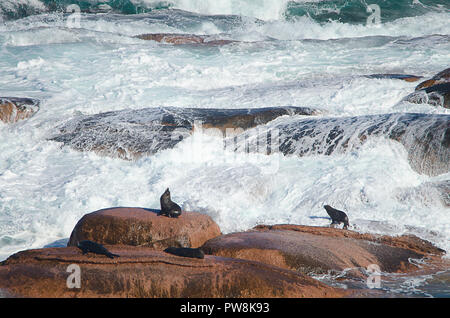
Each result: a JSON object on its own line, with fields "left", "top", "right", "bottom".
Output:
{"left": 159, "top": 188, "right": 182, "bottom": 218}
{"left": 324, "top": 205, "right": 349, "bottom": 229}
{"left": 164, "top": 247, "right": 205, "bottom": 259}
{"left": 77, "top": 240, "right": 120, "bottom": 259}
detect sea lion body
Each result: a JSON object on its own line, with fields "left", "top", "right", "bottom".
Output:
{"left": 164, "top": 247, "right": 205, "bottom": 259}
{"left": 77, "top": 240, "right": 120, "bottom": 259}
{"left": 324, "top": 205, "right": 349, "bottom": 229}
{"left": 160, "top": 188, "right": 182, "bottom": 218}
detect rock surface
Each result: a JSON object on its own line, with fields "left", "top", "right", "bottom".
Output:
{"left": 201, "top": 225, "right": 445, "bottom": 275}
{"left": 366, "top": 74, "right": 422, "bottom": 82}
{"left": 67, "top": 207, "right": 221, "bottom": 250}
{"left": 228, "top": 112, "right": 449, "bottom": 176}
{"left": 48, "top": 106, "right": 320, "bottom": 160}
{"left": 135, "top": 33, "right": 235, "bottom": 45}
{"left": 403, "top": 68, "right": 450, "bottom": 108}
{"left": 404, "top": 83, "right": 450, "bottom": 108}
{"left": 0, "top": 246, "right": 345, "bottom": 298}
{"left": 395, "top": 179, "right": 450, "bottom": 207}
{"left": 415, "top": 68, "right": 450, "bottom": 90}
{"left": 0, "top": 97, "right": 39, "bottom": 123}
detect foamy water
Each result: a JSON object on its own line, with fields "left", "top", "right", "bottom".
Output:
{"left": 0, "top": 3, "right": 449, "bottom": 267}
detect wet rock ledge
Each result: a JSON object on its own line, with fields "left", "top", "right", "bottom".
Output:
{"left": 48, "top": 106, "right": 320, "bottom": 160}
{"left": 202, "top": 224, "right": 445, "bottom": 276}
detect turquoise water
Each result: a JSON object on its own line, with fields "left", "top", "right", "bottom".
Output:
{"left": 2, "top": 0, "right": 449, "bottom": 22}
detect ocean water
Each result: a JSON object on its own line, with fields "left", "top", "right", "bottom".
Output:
{"left": 0, "top": 0, "right": 449, "bottom": 296}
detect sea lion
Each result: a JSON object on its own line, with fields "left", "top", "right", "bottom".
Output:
{"left": 159, "top": 188, "right": 182, "bottom": 218}
{"left": 77, "top": 240, "right": 120, "bottom": 259}
{"left": 323, "top": 205, "right": 349, "bottom": 229}
{"left": 164, "top": 247, "right": 205, "bottom": 259}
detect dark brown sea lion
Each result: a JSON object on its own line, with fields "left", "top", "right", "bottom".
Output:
{"left": 77, "top": 240, "right": 120, "bottom": 259}
{"left": 164, "top": 247, "right": 205, "bottom": 259}
{"left": 324, "top": 205, "right": 349, "bottom": 229}
{"left": 159, "top": 188, "right": 182, "bottom": 218}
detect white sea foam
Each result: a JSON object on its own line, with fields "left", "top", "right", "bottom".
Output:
{"left": 0, "top": 9, "right": 449, "bottom": 261}
{"left": 133, "top": 0, "right": 292, "bottom": 20}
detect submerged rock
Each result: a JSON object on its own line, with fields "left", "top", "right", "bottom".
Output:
{"left": 67, "top": 207, "right": 221, "bottom": 250}
{"left": 395, "top": 180, "right": 450, "bottom": 207}
{"left": 229, "top": 113, "right": 450, "bottom": 177}
{"left": 365, "top": 74, "right": 422, "bottom": 82}
{"left": 202, "top": 224, "right": 445, "bottom": 276}
{"left": 0, "top": 246, "right": 345, "bottom": 298}
{"left": 135, "top": 33, "right": 235, "bottom": 45}
{"left": 0, "top": 97, "right": 39, "bottom": 123}
{"left": 48, "top": 106, "right": 320, "bottom": 160}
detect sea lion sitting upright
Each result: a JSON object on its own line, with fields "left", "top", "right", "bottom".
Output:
{"left": 323, "top": 205, "right": 349, "bottom": 229}
{"left": 159, "top": 188, "right": 182, "bottom": 218}
{"left": 77, "top": 240, "right": 120, "bottom": 259}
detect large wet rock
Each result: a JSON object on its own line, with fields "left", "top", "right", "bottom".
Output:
{"left": 403, "top": 68, "right": 450, "bottom": 108}
{"left": 404, "top": 83, "right": 450, "bottom": 108}
{"left": 48, "top": 106, "right": 320, "bottom": 160}
{"left": 0, "top": 97, "right": 39, "bottom": 123}
{"left": 201, "top": 225, "right": 445, "bottom": 276}
{"left": 67, "top": 207, "right": 221, "bottom": 250}
{"left": 0, "top": 246, "right": 345, "bottom": 298}
{"left": 228, "top": 113, "right": 450, "bottom": 176}
{"left": 135, "top": 33, "right": 235, "bottom": 45}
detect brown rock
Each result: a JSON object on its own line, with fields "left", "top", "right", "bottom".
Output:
{"left": 0, "top": 97, "right": 39, "bottom": 123}
{"left": 0, "top": 246, "right": 346, "bottom": 298}
{"left": 135, "top": 33, "right": 235, "bottom": 46}
{"left": 366, "top": 74, "right": 422, "bottom": 82}
{"left": 403, "top": 68, "right": 450, "bottom": 108}
{"left": 135, "top": 33, "right": 205, "bottom": 44}
{"left": 201, "top": 225, "right": 444, "bottom": 276}
{"left": 67, "top": 207, "right": 221, "bottom": 250}
{"left": 415, "top": 68, "right": 450, "bottom": 90}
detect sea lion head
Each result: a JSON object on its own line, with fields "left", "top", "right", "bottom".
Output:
{"left": 161, "top": 188, "right": 171, "bottom": 205}
{"left": 162, "top": 188, "right": 170, "bottom": 197}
